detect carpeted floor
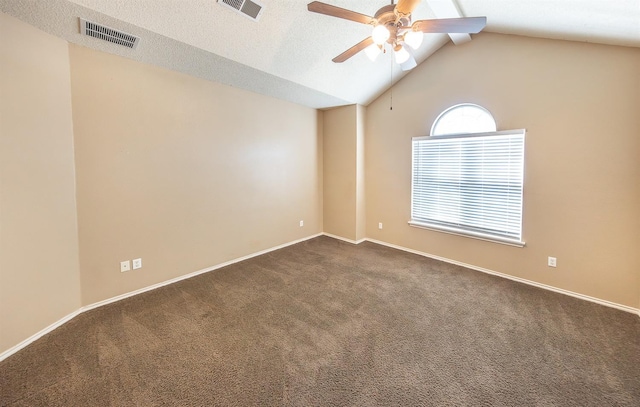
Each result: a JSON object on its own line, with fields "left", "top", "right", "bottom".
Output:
{"left": 1, "top": 236, "right": 639, "bottom": 406}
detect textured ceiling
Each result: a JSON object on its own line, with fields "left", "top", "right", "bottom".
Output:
{"left": 1, "top": 0, "right": 639, "bottom": 109}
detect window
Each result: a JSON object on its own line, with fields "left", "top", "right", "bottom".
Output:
{"left": 410, "top": 104, "right": 525, "bottom": 246}
{"left": 431, "top": 104, "right": 496, "bottom": 136}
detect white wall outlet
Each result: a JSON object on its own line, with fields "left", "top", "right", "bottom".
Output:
{"left": 132, "top": 258, "right": 142, "bottom": 270}
{"left": 548, "top": 257, "right": 557, "bottom": 267}
{"left": 299, "top": 220, "right": 304, "bottom": 227}
{"left": 378, "top": 222, "right": 383, "bottom": 230}
{"left": 120, "top": 260, "right": 130, "bottom": 272}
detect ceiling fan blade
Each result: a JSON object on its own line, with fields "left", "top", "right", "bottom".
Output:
{"left": 412, "top": 17, "right": 487, "bottom": 34}
{"left": 396, "top": 0, "right": 422, "bottom": 16}
{"left": 307, "top": 1, "right": 374, "bottom": 25}
{"left": 332, "top": 37, "right": 374, "bottom": 63}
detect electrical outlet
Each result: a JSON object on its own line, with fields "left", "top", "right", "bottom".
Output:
{"left": 132, "top": 258, "right": 142, "bottom": 270}
{"left": 548, "top": 257, "right": 557, "bottom": 267}
{"left": 299, "top": 220, "right": 304, "bottom": 227}
{"left": 378, "top": 222, "right": 383, "bottom": 230}
{"left": 120, "top": 261, "right": 130, "bottom": 272}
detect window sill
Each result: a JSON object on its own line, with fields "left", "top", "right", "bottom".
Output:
{"left": 408, "top": 220, "right": 525, "bottom": 248}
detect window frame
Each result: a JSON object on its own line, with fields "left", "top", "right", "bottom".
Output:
{"left": 409, "top": 126, "right": 526, "bottom": 248}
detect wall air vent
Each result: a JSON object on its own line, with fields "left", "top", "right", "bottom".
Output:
{"left": 79, "top": 18, "right": 140, "bottom": 49}
{"left": 217, "top": 0, "right": 264, "bottom": 21}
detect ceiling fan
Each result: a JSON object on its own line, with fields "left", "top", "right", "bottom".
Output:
{"left": 308, "top": 0, "right": 487, "bottom": 70}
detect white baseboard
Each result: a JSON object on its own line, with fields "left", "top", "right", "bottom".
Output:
{"left": 83, "top": 233, "right": 323, "bottom": 313}
{"left": 322, "top": 232, "right": 366, "bottom": 245}
{"left": 3, "top": 232, "right": 637, "bottom": 362}
{"left": 365, "top": 238, "right": 640, "bottom": 317}
{"left": 0, "top": 309, "right": 83, "bottom": 362}
{"left": 0, "top": 233, "right": 322, "bottom": 362}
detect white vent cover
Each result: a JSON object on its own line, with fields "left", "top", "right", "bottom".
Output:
{"left": 217, "top": 0, "right": 264, "bottom": 21}
{"left": 79, "top": 18, "right": 140, "bottom": 49}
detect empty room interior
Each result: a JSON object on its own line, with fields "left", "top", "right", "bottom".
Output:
{"left": 1, "top": 0, "right": 639, "bottom": 405}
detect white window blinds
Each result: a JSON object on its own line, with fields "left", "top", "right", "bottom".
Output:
{"left": 410, "top": 130, "right": 525, "bottom": 246}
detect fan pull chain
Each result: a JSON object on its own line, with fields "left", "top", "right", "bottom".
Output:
{"left": 390, "top": 53, "right": 393, "bottom": 111}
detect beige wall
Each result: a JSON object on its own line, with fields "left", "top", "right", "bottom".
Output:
{"left": 323, "top": 105, "right": 358, "bottom": 240}
{"left": 366, "top": 33, "right": 640, "bottom": 308}
{"left": 69, "top": 45, "right": 323, "bottom": 305}
{"left": 355, "top": 105, "right": 366, "bottom": 241}
{"left": 0, "top": 14, "right": 81, "bottom": 353}
{"left": 322, "top": 104, "right": 366, "bottom": 242}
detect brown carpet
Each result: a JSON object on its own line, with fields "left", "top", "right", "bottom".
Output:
{"left": 1, "top": 236, "right": 639, "bottom": 406}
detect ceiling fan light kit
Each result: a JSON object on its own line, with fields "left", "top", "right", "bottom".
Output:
{"left": 365, "top": 43, "right": 383, "bottom": 61}
{"left": 404, "top": 30, "right": 424, "bottom": 49}
{"left": 307, "top": 0, "right": 487, "bottom": 71}
{"left": 400, "top": 53, "right": 418, "bottom": 71}
{"left": 394, "top": 44, "right": 411, "bottom": 64}
{"left": 372, "top": 24, "right": 391, "bottom": 45}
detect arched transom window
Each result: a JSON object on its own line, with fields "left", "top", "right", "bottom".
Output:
{"left": 431, "top": 103, "right": 497, "bottom": 136}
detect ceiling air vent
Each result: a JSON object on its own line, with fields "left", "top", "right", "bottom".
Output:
{"left": 79, "top": 18, "right": 140, "bottom": 49}
{"left": 217, "top": 0, "right": 264, "bottom": 21}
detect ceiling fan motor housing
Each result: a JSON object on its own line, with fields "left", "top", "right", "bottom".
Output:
{"left": 374, "top": 5, "right": 411, "bottom": 47}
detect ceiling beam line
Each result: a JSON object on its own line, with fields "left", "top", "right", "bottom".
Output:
{"left": 425, "top": 0, "right": 471, "bottom": 45}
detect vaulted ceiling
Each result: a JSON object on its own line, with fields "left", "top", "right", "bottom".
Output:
{"left": 2, "top": 0, "right": 639, "bottom": 108}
